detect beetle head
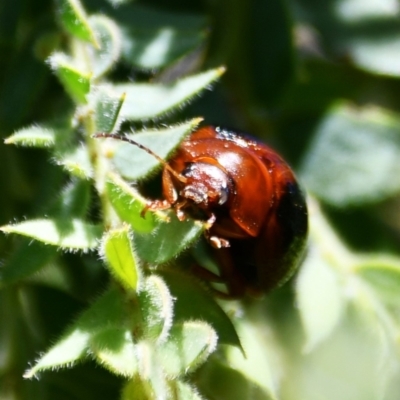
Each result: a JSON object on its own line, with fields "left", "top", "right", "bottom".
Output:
{"left": 179, "top": 162, "right": 232, "bottom": 209}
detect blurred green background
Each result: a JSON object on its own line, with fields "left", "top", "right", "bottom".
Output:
{"left": 2, "top": 0, "right": 400, "bottom": 399}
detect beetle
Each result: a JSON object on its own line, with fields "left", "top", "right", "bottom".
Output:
{"left": 95, "top": 126, "right": 308, "bottom": 298}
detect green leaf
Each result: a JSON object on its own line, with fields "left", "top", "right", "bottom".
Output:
{"left": 296, "top": 244, "right": 344, "bottom": 351}
{"left": 108, "top": 0, "right": 131, "bottom": 5}
{"left": 134, "top": 213, "right": 203, "bottom": 264}
{"left": 24, "top": 329, "right": 91, "bottom": 378}
{"left": 1, "top": 219, "right": 102, "bottom": 251}
{"left": 87, "top": 15, "right": 122, "bottom": 79}
{"left": 24, "top": 287, "right": 129, "bottom": 378}
{"left": 90, "top": 328, "right": 137, "bottom": 377}
{"left": 334, "top": 0, "right": 398, "bottom": 21}
{"left": 134, "top": 342, "right": 169, "bottom": 397}
{"left": 4, "top": 125, "right": 56, "bottom": 148}
{"left": 106, "top": 173, "right": 160, "bottom": 233}
{"left": 78, "top": 286, "right": 130, "bottom": 330}
{"left": 93, "top": 88, "right": 125, "bottom": 134}
{"left": 101, "top": 3, "right": 208, "bottom": 70}
{"left": 101, "top": 226, "right": 141, "bottom": 291}
{"left": 345, "top": 32, "right": 400, "bottom": 77}
{"left": 160, "top": 269, "right": 242, "bottom": 349}
{"left": 301, "top": 103, "right": 400, "bottom": 206}
{"left": 121, "top": 375, "right": 157, "bottom": 400}
{"left": 56, "top": 0, "right": 98, "bottom": 46}
{"left": 225, "top": 317, "right": 280, "bottom": 400}
{"left": 122, "top": 27, "right": 206, "bottom": 71}
{"left": 138, "top": 275, "right": 174, "bottom": 342}
{"left": 168, "top": 381, "right": 205, "bottom": 400}
{"left": 55, "top": 144, "right": 93, "bottom": 179}
{"left": 48, "top": 53, "right": 91, "bottom": 104}
{"left": 51, "top": 179, "right": 91, "bottom": 218}
{"left": 120, "top": 26, "right": 206, "bottom": 71}
{"left": 355, "top": 256, "right": 400, "bottom": 307}
{"left": 0, "top": 240, "right": 57, "bottom": 287}
{"left": 159, "top": 321, "right": 217, "bottom": 377}
{"left": 26, "top": 262, "right": 73, "bottom": 294}
{"left": 113, "top": 68, "right": 224, "bottom": 121}
{"left": 111, "top": 119, "right": 201, "bottom": 180}
{"left": 293, "top": 0, "right": 400, "bottom": 77}
{"left": 197, "top": 358, "right": 273, "bottom": 400}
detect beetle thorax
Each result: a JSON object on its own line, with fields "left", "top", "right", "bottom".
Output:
{"left": 180, "top": 162, "right": 231, "bottom": 209}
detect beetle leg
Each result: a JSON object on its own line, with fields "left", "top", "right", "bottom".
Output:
{"left": 141, "top": 199, "right": 171, "bottom": 217}
{"left": 203, "top": 213, "right": 231, "bottom": 247}
{"left": 204, "top": 213, "right": 217, "bottom": 229}
{"left": 204, "top": 229, "right": 230, "bottom": 249}
{"left": 173, "top": 200, "right": 188, "bottom": 221}
{"left": 211, "top": 247, "right": 247, "bottom": 298}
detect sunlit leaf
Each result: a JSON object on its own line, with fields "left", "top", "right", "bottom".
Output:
{"left": 90, "top": 328, "right": 137, "bottom": 377}
{"left": 24, "top": 287, "right": 129, "bottom": 378}
{"left": 87, "top": 15, "right": 122, "bottom": 78}
{"left": 355, "top": 256, "right": 400, "bottom": 307}
{"left": 112, "top": 68, "right": 224, "bottom": 120}
{"left": 121, "top": 27, "right": 206, "bottom": 71}
{"left": 101, "top": 226, "right": 141, "bottom": 291}
{"left": 106, "top": 173, "right": 160, "bottom": 233}
{"left": 292, "top": 0, "right": 400, "bottom": 76}
{"left": 138, "top": 275, "right": 174, "bottom": 342}
{"left": 159, "top": 321, "right": 217, "bottom": 377}
{"left": 48, "top": 53, "right": 91, "bottom": 104}
{"left": 296, "top": 244, "right": 344, "bottom": 351}
{"left": 107, "top": 0, "right": 132, "bottom": 5}
{"left": 134, "top": 341, "right": 168, "bottom": 397}
{"left": 103, "top": 3, "right": 207, "bottom": 69}
{"left": 1, "top": 219, "right": 102, "bottom": 251}
{"left": 56, "top": 0, "right": 98, "bottom": 46}
{"left": 283, "top": 303, "right": 397, "bottom": 400}
{"left": 55, "top": 144, "right": 93, "bottom": 179}
{"left": 121, "top": 375, "right": 157, "bottom": 400}
{"left": 168, "top": 381, "right": 205, "bottom": 400}
{"left": 93, "top": 88, "right": 125, "bottom": 134}
{"left": 4, "top": 125, "right": 56, "bottom": 147}
{"left": 24, "top": 329, "right": 91, "bottom": 378}
{"left": 225, "top": 317, "right": 280, "bottom": 400}
{"left": 301, "top": 104, "right": 400, "bottom": 206}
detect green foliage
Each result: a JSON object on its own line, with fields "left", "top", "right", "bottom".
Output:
{"left": 301, "top": 104, "right": 400, "bottom": 206}
{"left": 2, "top": 0, "right": 400, "bottom": 399}
{"left": 101, "top": 226, "right": 141, "bottom": 290}
{"left": 112, "top": 120, "right": 202, "bottom": 180}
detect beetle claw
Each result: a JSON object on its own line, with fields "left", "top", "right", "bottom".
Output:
{"left": 208, "top": 235, "right": 230, "bottom": 249}
{"left": 173, "top": 200, "right": 188, "bottom": 221}
{"left": 176, "top": 209, "right": 186, "bottom": 221}
{"left": 204, "top": 213, "right": 217, "bottom": 229}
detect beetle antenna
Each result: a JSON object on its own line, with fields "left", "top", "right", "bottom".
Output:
{"left": 93, "top": 132, "right": 187, "bottom": 183}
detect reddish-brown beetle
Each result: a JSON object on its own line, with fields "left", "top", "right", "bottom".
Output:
{"left": 95, "top": 126, "right": 308, "bottom": 298}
